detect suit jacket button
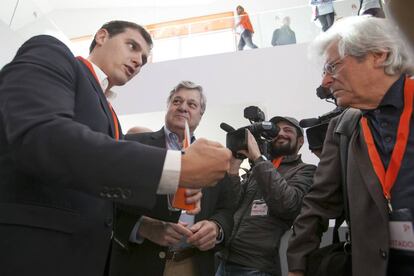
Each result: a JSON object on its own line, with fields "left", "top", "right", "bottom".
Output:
{"left": 100, "top": 187, "right": 110, "bottom": 198}
{"left": 113, "top": 188, "right": 123, "bottom": 199}
{"left": 379, "top": 249, "right": 387, "bottom": 259}
{"left": 159, "top": 251, "right": 166, "bottom": 259}
{"left": 105, "top": 217, "right": 113, "bottom": 227}
{"left": 122, "top": 189, "right": 132, "bottom": 199}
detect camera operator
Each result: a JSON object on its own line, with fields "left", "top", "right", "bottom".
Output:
{"left": 216, "top": 116, "right": 316, "bottom": 276}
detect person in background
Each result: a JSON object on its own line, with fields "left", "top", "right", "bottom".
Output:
{"left": 359, "top": 0, "right": 385, "bottom": 18}
{"left": 310, "top": 0, "right": 335, "bottom": 32}
{"left": 287, "top": 16, "right": 414, "bottom": 276}
{"left": 235, "top": 5, "right": 258, "bottom": 50}
{"left": 271, "top": 16, "right": 297, "bottom": 46}
{"left": 216, "top": 116, "right": 316, "bottom": 276}
{"left": 110, "top": 81, "right": 235, "bottom": 276}
{"left": 127, "top": 126, "right": 152, "bottom": 134}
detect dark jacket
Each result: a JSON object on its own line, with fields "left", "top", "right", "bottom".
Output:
{"left": 220, "top": 155, "right": 316, "bottom": 275}
{"left": 0, "top": 35, "right": 166, "bottom": 276}
{"left": 271, "top": 25, "right": 296, "bottom": 46}
{"left": 287, "top": 87, "right": 414, "bottom": 276}
{"left": 109, "top": 128, "right": 236, "bottom": 276}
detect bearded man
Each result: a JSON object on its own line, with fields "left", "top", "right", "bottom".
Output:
{"left": 216, "top": 116, "right": 316, "bottom": 276}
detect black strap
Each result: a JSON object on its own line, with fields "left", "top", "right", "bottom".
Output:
{"left": 332, "top": 108, "right": 362, "bottom": 243}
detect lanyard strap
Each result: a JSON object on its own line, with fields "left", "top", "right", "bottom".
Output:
{"left": 107, "top": 103, "right": 120, "bottom": 140}
{"left": 272, "top": 157, "right": 283, "bottom": 168}
{"left": 77, "top": 56, "right": 120, "bottom": 140}
{"left": 361, "top": 77, "right": 414, "bottom": 202}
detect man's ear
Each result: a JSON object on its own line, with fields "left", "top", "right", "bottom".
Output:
{"left": 297, "top": 136, "right": 304, "bottom": 150}
{"left": 372, "top": 51, "right": 388, "bottom": 68}
{"left": 94, "top": 28, "right": 110, "bottom": 48}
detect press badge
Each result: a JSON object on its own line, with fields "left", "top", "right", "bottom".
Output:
{"left": 389, "top": 208, "right": 414, "bottom": 252}
{"left": 251, "top": 199, "right": 268, "bottom": 216}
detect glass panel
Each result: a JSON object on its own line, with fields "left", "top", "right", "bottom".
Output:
{"left": 69, "top": 1, "right": 358, "bottom": 62}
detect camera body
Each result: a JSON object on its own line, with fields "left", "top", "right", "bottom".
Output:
{"left": 223, "top": 106, "right": 279, "bottom": 159}
{"left": 300, "top": 107, "right": 344, "bottom": 151}
{"left": 298, "top": 85, "right": 344, "bottom": 153}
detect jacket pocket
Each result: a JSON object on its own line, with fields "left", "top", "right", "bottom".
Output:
{"left": 0, "top": 203, "right": 80, "bottom": 234}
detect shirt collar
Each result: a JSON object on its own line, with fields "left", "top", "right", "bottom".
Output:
{"left": 163, "top": 127, "right": 180, "bottom": 150}
{"left": 88, "top": 59, "right": 109, "bottom": 91}
{"left": 163, "top": 126, "right": 195, "bottom": 150}
{"left": 361, "top": 74, "right": 405, "bottom": 115}
{"left": 87, "top": 59, "right": 116, "bottom": 99}
{"left": 277, "top": 154, "right": 301, "bottom": 164}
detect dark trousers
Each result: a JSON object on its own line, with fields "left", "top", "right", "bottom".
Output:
{"left": 387, "top": 251, "right": 414, "bottom": 276}
{"left": 215, "top": 260, "right": 273, "bottom": 276}
{"left": 238, "top": 30, "right": 258, "bottom": 50}
{"left": 318, "top": 12, "right": 335, "bottom": 32}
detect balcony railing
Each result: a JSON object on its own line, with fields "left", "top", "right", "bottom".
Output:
{"left": 69, "top": 0, "right": 358, "bottom": 62}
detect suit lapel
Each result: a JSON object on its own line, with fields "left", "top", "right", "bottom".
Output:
{"left": 78, "top": 60, "right": 117, "bottom": 139}
{"left": 352, "top": 127, "right": 388, "bottom": 222}
{"left": 150, "top": 128, "right": 173, "bottom": 209}
{"left": 150, "top": 128, "right": 167, "bottom": 148}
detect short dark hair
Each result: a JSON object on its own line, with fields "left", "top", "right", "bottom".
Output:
{"left": 89, "top": 20, "right": 153, "bottom": 53}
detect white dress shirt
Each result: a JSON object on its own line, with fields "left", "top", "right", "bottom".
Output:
{"left": 88, "top": 59, "right": 181, "bottom": 195}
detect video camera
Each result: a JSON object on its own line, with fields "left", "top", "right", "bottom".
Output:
{"left": 300, "top": 107, "right": 344, "bottom": 129}
{"left": 300, "top": 107, "right": 343, "bottom": 150}
{"left": 220, "top": 106, "right": 279, "bottom": 159}
{"left": 300, "top": 86, "right": 343, "bottom": 152}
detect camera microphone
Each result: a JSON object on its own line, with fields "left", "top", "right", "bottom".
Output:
{"left": 299, "top": 118, "right": 320, "bottom": 128}
{"left": 316, "top": 85, "right": 333, "bottom": 100}
{"left": 220, "top": 122, "right": 236, "bottom": 133}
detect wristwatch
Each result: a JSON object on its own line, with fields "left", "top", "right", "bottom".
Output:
{"left": 211, "top": 220, "right": 224, "bottom": 242}
{"left": 253, "top": 155, "right": 268, "bottom": 165}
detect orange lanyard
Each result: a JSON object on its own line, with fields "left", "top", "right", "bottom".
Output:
{"left": 272, "top": 157, "right": 283, "bottom": 168}
{"left": 77, "top": 56, "right": 120, "bottom": 140}
{"left": 361, "top": 77, "right": 414, "bottom": 207}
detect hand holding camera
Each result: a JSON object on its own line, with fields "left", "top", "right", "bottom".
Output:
{"left": 237, "top": 130, "right": 261, "bottom": 161}
{"left": 221, "top": 106, "right": 279, "bottom": 160}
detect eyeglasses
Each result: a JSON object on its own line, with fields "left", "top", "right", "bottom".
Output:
{"left": 322, "top": 56, "right": 346, "bottom": 77}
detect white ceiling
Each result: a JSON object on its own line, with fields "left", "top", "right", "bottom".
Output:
{"left": 2, "top": 0, "right": 315, "bottom": 38}
{"left": 33, "top": 0, "right": 219, "bottom": 10}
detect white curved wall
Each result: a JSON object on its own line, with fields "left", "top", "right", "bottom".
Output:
{"left": 114, "top": 43, "right": 335, "bottom": 165}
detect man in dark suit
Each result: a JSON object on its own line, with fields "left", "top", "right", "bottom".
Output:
{"left": 110, "top": 81, "right": 235, "bottom": 276}
{"left": 287, "top": 16, "right": 414, "bottom": 276}
{"left": 0, "top": 21, "right": 231, "bottom": 276}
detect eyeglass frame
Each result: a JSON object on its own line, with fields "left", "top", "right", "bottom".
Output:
{"left": 322, "top": 55, "right": 347, "bottom": 77}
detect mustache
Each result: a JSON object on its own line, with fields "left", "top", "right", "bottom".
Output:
{"left": 274, "top": 135, "right": 291, "bottom": 142}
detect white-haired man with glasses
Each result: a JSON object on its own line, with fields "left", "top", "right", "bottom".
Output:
{"left": 287, "top": 16, "right": 414, "bottom": 276}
